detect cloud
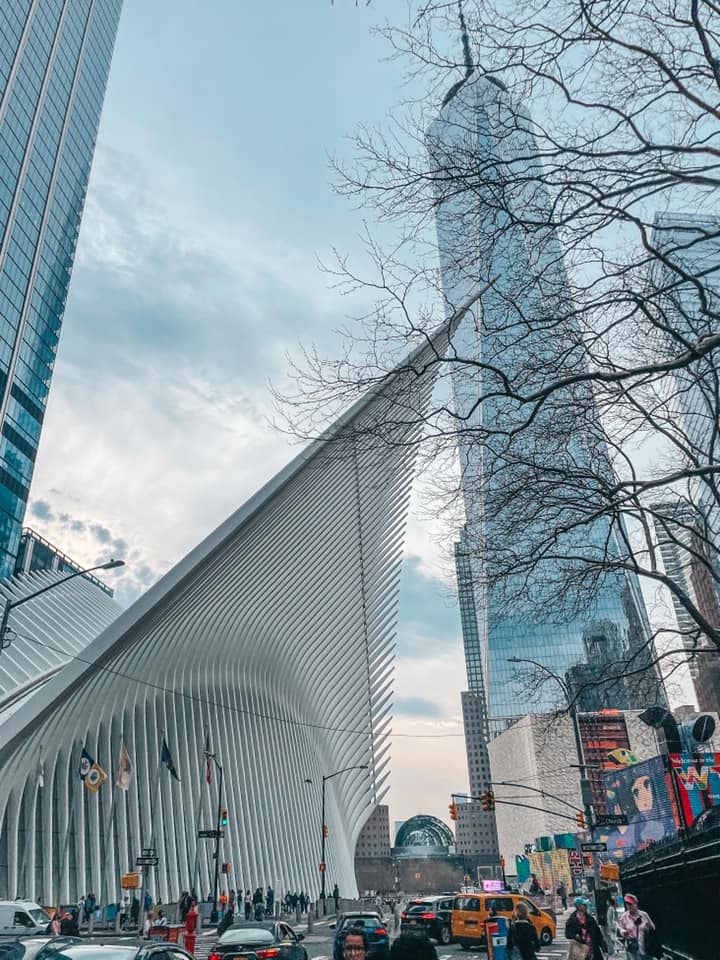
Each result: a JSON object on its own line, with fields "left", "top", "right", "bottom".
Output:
{"left": 395, "top": 696, "right": 445, "bottom": 719}
{"left": 29, "top": 500, "right": 55, "bottom": 523}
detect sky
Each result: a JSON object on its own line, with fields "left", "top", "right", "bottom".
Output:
{"left": 25, "top": 1, "right": 470, "bottom": 829}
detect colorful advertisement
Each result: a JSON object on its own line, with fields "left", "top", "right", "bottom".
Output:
{"left": 670, "top": 752, "right": 720, "bottom": 827}
{"left": 527, "top": 848, "right": 573, "bottom": 891}
{"left": 594, "top": 756, "right": 676, "bottom": 862}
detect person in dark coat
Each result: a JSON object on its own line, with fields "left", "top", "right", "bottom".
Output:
{"left": 508, "top": 902, "right": 540, "bottom": 960}
{"left": 565, "top": 898, "right": 606, "bottom": 960}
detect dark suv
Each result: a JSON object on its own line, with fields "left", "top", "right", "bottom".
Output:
{"left": 400, "top": 896, "right": 455, "bottom": 946}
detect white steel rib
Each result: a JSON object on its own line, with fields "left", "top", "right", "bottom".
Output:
{"left": 0, "top": 326, "right": 446, "bottom": 903}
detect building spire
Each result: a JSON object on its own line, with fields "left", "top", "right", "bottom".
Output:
{"left": 458, "top": 0, "right": 474, "bottom": 77}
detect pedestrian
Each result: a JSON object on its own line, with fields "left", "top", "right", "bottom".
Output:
{"left": 218, "top": 907, "right": 235, "bottom": 937}
{"left": 565, "top": 897, "right": 606, "bottom": 960}
{"left": 120, "top": 895, "right": 129, "bottom": 930}
{"left": 528, "top": 874, "right": 542, "bottom": 897}
{"left": 342, "top": 928, "right": 368, "bottom": 960}
{"left": 244, "top": 890, "right": 252, "bottom": 920}
{"left": 333, "top": 883, "right": 340, "bottom": 912}
{"left": 605, "top": 896, "right": 618, "bottom": 956}
{"left": 48, "top": 909, "right": 62, "bottom": 937}
{"left": 556, "top": 880, "right": 568, "bottom": 911}
{"left": 617, "top": 894, "right": 658, "bottom": 959}
{"left": 220, "top": 890, "right": 228, "bottom": 915}
{"left": 155, "top": 910, "right": 169, "bottom": 928}
{"left": 266, "top": 886, "right": 274, "bottom": 916}
{"left": 229, "top": 889, "right": 237, "bottom": 913}
{"left": 131, "top": 897, "right": 140, "bottom": 928}
{"left": 507, "top": 901, "right": 539, "bottom": 960}
{"left": 389, "top": 935, "right": 438, "bottom": 960}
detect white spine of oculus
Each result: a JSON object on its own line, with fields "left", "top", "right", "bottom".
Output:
{"left": 0, "top": 325, "right": 448, "bottom": 904}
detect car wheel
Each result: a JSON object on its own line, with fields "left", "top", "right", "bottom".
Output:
{"left": 439, "top": 927, "right": 451, "bottom": 946}
{"left": 540, "top": 927, "right": 553, "bottom": 946}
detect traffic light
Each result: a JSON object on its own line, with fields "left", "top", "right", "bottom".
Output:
{"left": 481, "top": 790, "right": 495, "bottom": 811}
{"left": 323, "top": 824, "right": 329, "bottom": 838}
{"left": 221, "top": 862, "right": 231, "bottom": 874}
{"left": 449, "top": 800, "right": 458, "bottom": 821}
{"left": 575, "top": 811, "right": 586, "bottom": 830}
{"left": 220, "top": 808, "right": 228, "bottom": 826}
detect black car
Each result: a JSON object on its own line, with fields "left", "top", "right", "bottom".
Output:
{"left": 33, "top": 943, "right": 193, "bottom": 960}
{"left": 0, "top": 937, "right": 81, "bottom": 960}
{"left": 400, "top": 896, "right": 455, "bottom": 946}
{"left": 332, "top": 913, "right": 390, "bottom": 960}
{"left": 209, "top": 921, "right": 307, "bottom": 960}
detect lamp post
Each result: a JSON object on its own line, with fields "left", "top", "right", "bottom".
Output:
{"left": 306, "top": 764, "right": 368, "bottom": 913}
{"left": 208, "top": 754, "right": 224, "bottom": 923}
{"left": 0, "top": 558, "right": 125, "bottom": 651}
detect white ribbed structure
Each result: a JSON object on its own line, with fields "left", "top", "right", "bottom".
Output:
{"left": 0, "top": 330, "right": 444, "bottom": 904}
{"left": 0, "top": 570, "right": 122, "bottom": 721}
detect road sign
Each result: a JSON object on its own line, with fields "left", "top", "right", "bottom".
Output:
{"left": 198, "top": 829, "right": 223, "bottom": 839}
{"left": 136, "top": 856, "right": 159, "bottom": 867}
{"left": 141, "top": 847, "right": 156, "bottom": 857}
{"left": 595, "top": 814, "right": 629, "bottom": 827}
{"left": 121, "top": 872, "right": 141, "bottom": 889}
{"left": 581, "top": 842, "right": 608, "bottom": 853}
{"left": 600, "top": 863, "right": 620, "bottom": 881}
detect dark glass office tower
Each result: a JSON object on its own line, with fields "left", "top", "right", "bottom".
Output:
{"left": 0, "top": 1, "right": 123, "bottom": 576}
{"left": 431, "top": 68, "right": 666, "bottom": 734}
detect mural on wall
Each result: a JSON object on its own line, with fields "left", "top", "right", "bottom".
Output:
{"left": 595, "top": 756, "right": 676, "bottom": 861}
{"left": 669, "top": 752, "right": 720, "bottom": 828}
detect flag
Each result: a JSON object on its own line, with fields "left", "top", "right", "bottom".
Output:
{"left": 78, "top": 747, "right": 107, "bottom": 794}
{"left": 204, "top": 731, "right": 213, "bottom": 786}
{"left": 116, "top": 741, "right": 133, "bottom": 790}
{"left": 161, "top": 737, "right": 180, "bottom": 781}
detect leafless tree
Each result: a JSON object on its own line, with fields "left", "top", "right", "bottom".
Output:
{"left": 279, "top": 0, "right": 720, "bottom": 704}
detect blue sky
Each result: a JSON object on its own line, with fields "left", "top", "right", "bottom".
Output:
{"left": 26, "top": 1, "right": 470, "bottom": 825}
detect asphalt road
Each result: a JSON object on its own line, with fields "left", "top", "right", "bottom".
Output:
{"left": 194, "top": 916, "right": 572, "bottom": 960}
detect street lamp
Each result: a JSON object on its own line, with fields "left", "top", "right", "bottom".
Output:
{"left": 507, "top": 657, "right": 594, "bottom": 832}
{"left": 307, "top": 764, "right": 368, "bottom": 912}
{"left": 0, "top": 558, "right": 125, "bottom": 651}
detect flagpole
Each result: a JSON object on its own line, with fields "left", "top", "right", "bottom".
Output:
{"left": 100, "top": 744, "right": 123, "bottom": 918}
{"left": 138, "top": 742, "right": 164, "bottom": 933}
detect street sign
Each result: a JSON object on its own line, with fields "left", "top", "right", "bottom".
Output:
{"left": 121, "top": 872, "right": 141, "bottom": 889}
{"left": 595, "top": 814, "right": 628, "bottom": 827}
{"left": 600, "top": 863, "right": 620, "bottom": 881}
{"left": 581, "top": 842, "right": 608, "bottom": 853}
{"left": 136, "top": 856, "right": 159, "bottom": 867}
{"left": 198, "top": 829, "right": 223, "bottom": 839}
{"left": 141, "top": 847, "right": 156, "bottom": 857}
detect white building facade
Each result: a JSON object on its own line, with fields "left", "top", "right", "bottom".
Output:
{"left": 0, "top": 330, "right": 445, "bottom": 905}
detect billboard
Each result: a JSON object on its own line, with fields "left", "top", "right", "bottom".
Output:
{"left": 670, "top": 752, "right": 720, "bottom": 828}
{"left": 594, "top": 756, "right": 676, "bottom": 862}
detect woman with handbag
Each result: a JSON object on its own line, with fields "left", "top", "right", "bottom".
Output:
{"left": 617, "top": 894, "right": 658, "bottom": 959}
{"left": 565, "top": 897, "right": 607, "bottom": 960}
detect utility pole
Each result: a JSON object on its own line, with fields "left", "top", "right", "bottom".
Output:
{"left": 211, "top": 759, "right": 224, "bottom": 923}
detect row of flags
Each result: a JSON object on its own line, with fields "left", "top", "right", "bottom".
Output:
{"left": 78, "top": 737, "right": 180, "bottom": 794}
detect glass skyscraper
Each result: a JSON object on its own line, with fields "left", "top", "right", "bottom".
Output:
{"left": 430, "top": 69, "right": 666, "bottom": 734}
{"left": 0, "top": 0, "right": 123, "bottom": 576}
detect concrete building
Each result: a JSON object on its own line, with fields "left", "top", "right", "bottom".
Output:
{"left": 488, "top": 709, "right": 720, "bottom": 868}
{"left": 0, "top": 1, "right": 123, "bottom": 575}
{"left": 355, "top": 805, "right": 391, "bottom": 860}
{"left": 0, "top": 322, "right": 446, "bottom": 904}
{"left": 14, "top": 528, "right": 115, "bottom": 597}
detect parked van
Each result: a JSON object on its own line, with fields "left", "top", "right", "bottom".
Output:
{"left": 0, "top": 901, "right": 51, "bottom": 936}
{"left": 451, "top": 892, "right": 556, "bottom": 948}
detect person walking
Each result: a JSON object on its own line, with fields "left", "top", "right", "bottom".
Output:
{"left": 507, "top": 901, "right": 540, "bottom": 960}
{"left": 617, "top": 894, "right": 657, "bottom": 959}
{"left": 528, "top": 874, "right": 543, "bottom": 897}
{"left": 605, "top": 896, "right": 618, "bottom": 956}
{"left": 266, "top": 886, "right": 274, "bottom": 917}
{"left": 229, "top": 889, "right": 237, "bottom": 914}
{"left": 556, "top": 880, "right": 568, "bottom": 911}
{"left": 333, "top": 884, "right": 340, "bottom": 912}
{"left": 565, "top": 897, "right": 606, "bottom": 960}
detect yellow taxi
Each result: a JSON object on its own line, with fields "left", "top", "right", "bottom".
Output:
{"left": 451, "top": 892, "right": 556, "bottom": 948}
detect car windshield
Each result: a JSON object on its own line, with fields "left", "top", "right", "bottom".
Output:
{"left": 28, "top": 911, "right": 50, "bottom": 925}
{"left": 220, "top": 929, "right": 275, "bottom": 946}
{"left": 341, "top": 917, "right": 381, "bottom": 931}
{"left": 406, "top": 903, "right": 433, "bottom": 914}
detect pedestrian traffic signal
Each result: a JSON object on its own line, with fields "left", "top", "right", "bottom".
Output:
{"left": 481, "top": 790, "right": 495, "bottom": 811}
{"left": 220, "top": 808, "right": 228, "bottom": 826}
{"left": 449, "top": 801, "right": 458, "bottom": 821}
{"left": 322, "top": 824, "right": 329, "bottom": 838}
{"left": 575, "top": 811, "right": 586, "bottom": 830}
{"left": 221, "top": 862, "right": 231, "bottom": 874}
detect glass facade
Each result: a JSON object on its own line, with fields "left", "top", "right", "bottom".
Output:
{"left": 431, "top": 71, "right": 666, "bottom": 735}
{"left": 0, "top": 0, "right": 123, "bottom": 576}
